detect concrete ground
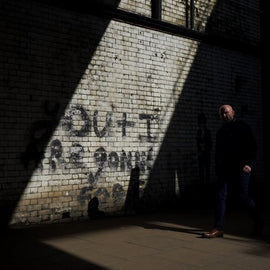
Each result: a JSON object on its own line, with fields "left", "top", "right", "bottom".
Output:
{"left": 1, "top": 208, "right": 270, "bottom": 270}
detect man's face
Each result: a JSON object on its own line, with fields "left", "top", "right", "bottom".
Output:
{"left": 219, "top": 105, "right": 235, "bottom": 123}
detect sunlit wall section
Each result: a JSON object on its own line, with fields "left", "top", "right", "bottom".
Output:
{"left": 12, "top": 17, "right": 200, "bottom": 224}
{"left": 118, "top": 0, "right": 152, "bottom": 17}
{"left": 161, "top": 0, "right": 187, "bottom": 26}
{"left": 192, "top": 0, "right": 217, "bottom": 31}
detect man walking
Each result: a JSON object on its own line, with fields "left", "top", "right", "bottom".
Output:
{"left": 203, "top": 104, "right": 264, "bottom": 238}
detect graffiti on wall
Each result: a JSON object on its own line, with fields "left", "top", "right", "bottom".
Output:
{"left": 21, "top": 102, "right": 159, "bottom": 205}
{"left": 61, "top": 105, "right": 157, "bottom": 184}
{"left": 21, "top": 101, "right": 60, "bottom": 169}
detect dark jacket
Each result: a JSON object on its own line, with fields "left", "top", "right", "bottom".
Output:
{"left": 215, "top": 119, "right": 257, "bottom": 176}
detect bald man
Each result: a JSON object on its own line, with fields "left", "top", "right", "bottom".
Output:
{"left": 203, "top": 105, "right": 264, "bottom": 238}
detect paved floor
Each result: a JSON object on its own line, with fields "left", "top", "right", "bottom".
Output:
{"left": 1, "top": 209, "right": 270, "bottom": 270}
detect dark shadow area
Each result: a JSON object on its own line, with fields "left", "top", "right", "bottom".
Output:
{"left": 0, "top": 0, "right": 267, "bottom": 249}
{"left": 1, "top": 228, "right": 109, "bottom": 270}
{"left": 140, "top": 0, "right": 267, "bottom": 218}
{"left": 3, "top": 209, "right": 269, "bottom": 241}
{"left": 142, "top": 219, "right": 206, "bottom": 238}
{"left": 124, "top": 166, "right": 140, "bottom": 215}
{"left": 260, "top": 0, "right": 270, "bottom": 202}
{"left": 196, "top": 112, "right": 212, "bottom": 185}
{"left": 0, "top": 1, "right": 268, "bottom": 268}
{"left": 88, "top": 196, "right": 105, "bottom": 220}
{"left": 0, "top": 0, "right": 120, "bottom": 228}
{"left": 1, "top": 209, "right": 269, "bottom": 270}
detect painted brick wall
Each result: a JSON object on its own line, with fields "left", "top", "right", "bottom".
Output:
{"left": 0, "top": 0, "right": 263, "bottom": 225}
{"left": 119, "top": 0, "right": 152, "bottom": 16}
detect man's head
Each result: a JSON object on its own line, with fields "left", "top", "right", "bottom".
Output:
{"left": 219, "top": 104, "right": 235, "bottom": 123}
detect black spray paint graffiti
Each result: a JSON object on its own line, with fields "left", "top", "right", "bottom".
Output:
{"left": 80, "top": 183, "right": 125, "bottom": 212}
{"left": 49, "top": 139, "right": 67, "bottom": 172}
{"left": 88, "top": 146, "right": 154, "bottom": 186}
{"left": 48, "top": 140, "right": 85, "bottom": 172}
{"left": 22, "top": 103, "right": 159, "bottom": 205}
{"left": 93, "top": 110, "right": 113, "bottom": 137}
{"left": 117, "top": 112, "right": 135, "bottom": 137}
{"left": 63, "top": 105, "right": 157, "bottom": 205}
{"left": 46, "top": 140, "right": 153, "bottom": 182}
{"left": 139, "top": 111, "right": 159, "bottom": 142}
{"left": 21, "top": 101, "right": 60, "bottom": 169}
{"left": 78, "top": 182, "right": 125, "bottom": 208}
{"left": 62, "top": 105, "right": 157, "bottom": 189}
{"left": 62, "top": 105, "right": 159, "bottom": 140}
{"left": 70, "top": 143, "right": 85, "bottom": 168}
{"left": 62, "top": 105, "right": 91, "bottom": 137}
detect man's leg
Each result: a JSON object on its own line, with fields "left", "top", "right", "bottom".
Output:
{"left": 203, "top": 179, "right": 227, "bottom": 238}
{"left": 239, "top": 172, "right": 264, "bottom": 236}
{"left": 214, "top": 179, "right": 228, "bottom": 231}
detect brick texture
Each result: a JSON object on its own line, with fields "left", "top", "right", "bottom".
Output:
{"left": 0, "top": 0, "right": 263, "bottom": 225}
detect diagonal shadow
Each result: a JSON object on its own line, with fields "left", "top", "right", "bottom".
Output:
{"left": 0, "top": 1, "right": 267, "bottom": 268}
{"left": 1, "top": 210, "right": 269, "bottom": 270}
{"left": 0, "top": 0, "right": 120, "bottom": 226}
{"left": 140, "top": 0, "right": 263, "bottom": 213}
{"left": 0, "top": 0, "right": 120, "bottom": 269}
{"left": 1, "top": 229, "right": 109, "bottom": 270}
{"left": 0, "top": 0, "right": 265, "bottom": 242}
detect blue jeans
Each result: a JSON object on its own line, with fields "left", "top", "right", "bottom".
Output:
{"left": 215, "top": 171, "right": 257, "bottom": 230}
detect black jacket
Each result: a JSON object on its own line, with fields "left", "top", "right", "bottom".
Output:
{"left": 215, "top": 119, "right": 257, "bottom": 176}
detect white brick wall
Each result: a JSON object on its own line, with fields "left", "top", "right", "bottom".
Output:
{"left": 0, "top": 0, "right": 263, "bottom": 225}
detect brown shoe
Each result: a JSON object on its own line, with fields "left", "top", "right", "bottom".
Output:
{"left": 203, "top": 228, "right": 224, "bottom": 238}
